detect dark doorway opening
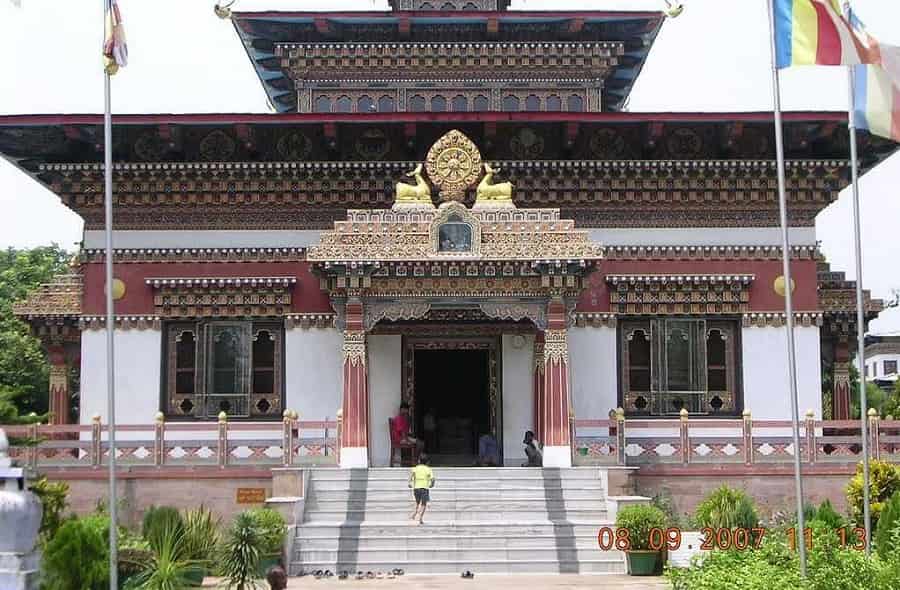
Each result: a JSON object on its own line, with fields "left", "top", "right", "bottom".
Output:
{"left": 413, "top": 349, "right": 493, "bottom": 466}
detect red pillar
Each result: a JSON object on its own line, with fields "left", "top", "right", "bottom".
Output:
{"left": 340, "top": 299, "right": 369, "bottom": 467}
{"left": 541, "top": 300, "right": 572, "bottom": 467}
{"left": 833, "top": 342, "right": 851, "bottom": 420}
{"left": 533, "top": 333, "right": 545, "bottom": 444}
{"left": 47, "top": 345, "right": 70, "bottom": 425}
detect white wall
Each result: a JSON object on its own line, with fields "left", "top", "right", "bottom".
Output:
{"left": 865, "top": 354, "right": 900, "bottom": 379}
{"left": 285, "top": 328, "right": 343, "bottom": 423}
{"left": 501, "top": 334, "right": 534, "bottom": 466}
{"left": 589, "top": 227, "right": 816, "bottom": 247}
{"left": 368, "top": 335, "right": 402, "bottom": 467}
{"left": 741, "top": 326, "right": 823, "bottom": 420}
{"left": 83, "top": 229, "right": 322, "bottom": 249}
{"left": 80, "top": 328, "right": 161, "bottom": 427}
{"left": 569, "top": 326, "right": 619, "bottom": 435}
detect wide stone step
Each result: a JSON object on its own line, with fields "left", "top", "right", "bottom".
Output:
{"left": 294, "top": 533, "right": 603, "bottom": 551}
{"left": 308, "top": 467, "right": 606, "bottom": 481}
{"left": 304, "top": 499, "right": 609, "bottom": 512}
{"left": 289, "top": 557, "right": 626, "bottom": 575}
{"left": 306, "top": 488, "right": 607, "bottom": 502}
{"left": 295, "top": 522, "right": 606, "bottom": 538}
{"left": 302, "top": 508, "right": 609, "bottom": 523}
{"left": 294, "top": 547, "right": 615, "bottom": 563}
{"left": 309, "top": 480, "right": 607, "bottom": 492}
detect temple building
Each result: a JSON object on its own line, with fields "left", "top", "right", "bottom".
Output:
{"left": 6, "top": 2, "right": 895, "bottom": 468}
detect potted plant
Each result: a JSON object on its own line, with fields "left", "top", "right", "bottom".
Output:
{"left": 247, "top": 508, "right": 287, "bottom": 575}
{"left": 615, "top": 504, "right": 667, "bottom": 576}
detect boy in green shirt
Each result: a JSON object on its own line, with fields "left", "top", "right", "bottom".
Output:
{"left": 408, "top": 453, "right": 435, "bottom": 525}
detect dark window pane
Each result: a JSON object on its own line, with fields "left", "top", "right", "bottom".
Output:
{"left": 546, "top": 95, "right": 561, "bottom": 111}
{"left": 525, "top": 95, "right": 541, "bottom": 111}
{"left": 175, "top": 332, "right": 195, "bottom": 368}
{"left": 335, "top": 96, "right": 352, "bottom": 113}
{"left": 209, "top": 325, "right": 249, "bottom": 395}
{"left": 410, "top": 95, "right": 426, "bottom": 112}
{"left": 253, "top": 330, "right": 275, "bottom": 366}
{"left": 885, "top": 360, "right": 898, "bottom": 375}
{"left": 708, "top": 369, "right": 727, "bottom": 391}
{"left": 502, "top": 95, "right": 520, "bottom": 112}
{"left": 452, "top": 95, "right": 467, "bottom": 112}
{"left": 431, "top": 95, "right": 447, "bottom": 112}
{"left": 567, "top": 94, "right": 584, "bottom": 112}
{"left": 378, "top": 95, "right": 395, "bottom": 112}
{"left": 707, "top": 330, "right": 726, "bottom": 366}
{"left": 253, "top": 370, "right": 275, "bottom": 394}
{"left": 473, "top": 95, "right": 490, "bottom": 111}
{"left": 176, "top": 371, "right": 195, "bottom": 395}
{"left": 628, "top": 329, "right": 651, "bottom": 391}
{"left": 314, "top": 96, "right": 331, "bottom": 113}
{"left": 665, "top": 321, "right": 695, "bottom": 391}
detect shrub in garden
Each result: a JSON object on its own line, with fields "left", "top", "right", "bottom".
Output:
{"left": 694, "top": 485, "right": 759, "bottom": 530}
{"left": 123, "top": 522, "right": 201, "bottom": 590}
{"left": 142, "top": 505, "right": 185, "bottom": 551}
{"left": 220, "top": 511, "right": 264, "bottom": 589}
{"left": 846, "top": 459, "right": 900, "bottom": 528}
{"left": 182, "top": 505, "right": 221, "bottom": 563}
{"left": 246, "top": 507, "right": 286, "bottom": 555}
{"left": 807, "top": 499, "right": 847, "bottom": 531}
{"left": 41, "top": 515, "right": 110, "bottom": 590}
{"left": 29, "top": 476, "right": 70, "bottom": 541}
{"left": 874, "top": 491, "right": 900, "bottom": 559}
{"left": 614, "top": 504, "right": 667, "bottom": 550}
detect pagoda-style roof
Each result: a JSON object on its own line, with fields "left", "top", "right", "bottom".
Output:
{"left": 817, "top": 261, "right": 883, "bottom": 343}
{"left": 0, "top": 112, "right": 895, "bottom": 231}
{"left": 231, "top": 10, "right": 665, "bottom": 112}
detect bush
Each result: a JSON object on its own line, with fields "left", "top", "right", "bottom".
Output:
{"left": 614, "top": 504, "right": 667, "bottom": 551}
{"left": 694, "top": 485, "right": 759, "bottom": 531}
{"left": 874, "top": 491, "right": 900, "bottom": 559}
{"left": 182, "top": 506, "right": 221, "bottom": 563}
{"left": 142, "top": 505, "right": 185, "bottom": 552}
{"left": 808, "top": 499, "right": 847, "bottom": 531}
{"left": 220, "top": 512, "right": 263, "bottom": 589}
{"left": 41, "top": 515, "right": 110, "bottom": 590}
{"left": 123, "top": 522, "right": 201, "bottom": 590}
{"left": 246, "top": 508, "right": 286, "bottom": 555}
{"left": 846, "top": 459, "right": 900, "bottom": 529}
{"left": 29, "top": 476, "right": 70, "bottom": 541}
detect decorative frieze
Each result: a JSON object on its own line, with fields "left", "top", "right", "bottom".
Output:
{"left": 284, "top": 313, "right": 335, "bottom": 329}
{"left": 13, "top": 274, "right": 82, "bottom": 318}
{"left": 572, "top": 312, "right": 617, "bottom": 328}
{"left": 145, "top": 277, "right": 297, "bottom": 289}
{"left": 608, "top": 274, "right": 753, "bottom": 315}
{"left": 342, "top": 331, "right": 367, "bottom": 367}
{"left": 604, "top": 245, "right": 819, "bottom": 261}
{"left": 148, "top": 277, "right": 295, "bottom": 318}
{"left": 82, "top": 247, "right": 307, "bottom": 264}
{"left": 80, "top": 315, "right": 162, "bottom": 330}
{"left": 741, "top": 312, "right": 824, "bottom": 328}
{"left": 544, "top": 329, "right": 569, "bottom": 365}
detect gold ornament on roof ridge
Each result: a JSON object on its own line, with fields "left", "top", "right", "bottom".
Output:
{"left": 425, "top": 130, "right": 482, "bottom": 203}
{"left": 475, "top": 163, "right": 514, "bottom": 208}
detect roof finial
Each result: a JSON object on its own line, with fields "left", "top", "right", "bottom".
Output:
{"left": 214, "top": 0, "right": 236, "bottom": 20}
{"left": 664, "top": 0, "right": 684, "bottom": 18}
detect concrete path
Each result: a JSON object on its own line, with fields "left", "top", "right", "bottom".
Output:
{"left": 204, "top": 574, "right": 669, "bottom": 589}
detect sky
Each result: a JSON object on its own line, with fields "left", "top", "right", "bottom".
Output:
{"left": 0, "top": 0, "right": 898, "bottom": 333}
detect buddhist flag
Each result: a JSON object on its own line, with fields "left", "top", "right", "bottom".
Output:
{"left": 773, "top": 0, "right": 875, "bottom": 68}
{"left": 103, "top": 0, "right": 128, "bottom": 75}
{"left": 849, "top": 11, "right": 900, "bottom": 142}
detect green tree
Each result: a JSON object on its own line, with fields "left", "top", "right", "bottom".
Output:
{"left": 0, "top": 245, "right": 70, "bottom": 421}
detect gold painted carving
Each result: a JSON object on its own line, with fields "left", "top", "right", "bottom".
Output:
{"left": 393, "top": 164, "right": 434, "bottom": 210}
{"left": 342, "top": 331, "right": 367, "bottom": 367}
{"left": 425, "top": 130, "right": 482, "bottom": 202}
{"left": 474, "top": 163, "right": 514, "bottom": 208}
{"left": 544, "top": 329, "right": 569, "bottom": 365}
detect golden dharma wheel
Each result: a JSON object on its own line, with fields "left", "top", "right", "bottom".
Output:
{"left": 425, "top": 129, "right": 482, "bottom": 203}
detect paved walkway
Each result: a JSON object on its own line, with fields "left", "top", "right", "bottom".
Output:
{"left": 204, "top": 575, "right": 669, "bottom": 589}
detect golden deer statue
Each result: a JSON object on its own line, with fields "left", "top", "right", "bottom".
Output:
{"left": 474, "top": 163, "right": 514, "bottom": 207}
{"left": 393, "top": 164, "right": 434, "bottom": 209}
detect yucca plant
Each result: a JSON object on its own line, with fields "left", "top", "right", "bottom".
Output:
{"left": 123, "top": 522, "right": 201, "bottom": 590}
{"left": 182, "top": 506, "right": 220, "bottom": 562}
{"left": 220, "top": 512, "right": 264, "bottom": 590}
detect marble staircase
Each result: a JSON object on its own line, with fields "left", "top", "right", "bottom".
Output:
{"left": 288, "top": 467, "right": 635, "bottom": 575}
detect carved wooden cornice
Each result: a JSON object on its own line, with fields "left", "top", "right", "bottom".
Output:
{"left": 277, "top": 41, "right": 622, "bottom": 81}
{"left": 284, "top": 313, "right": 335, "bottom": 329}
{"left": 607, "top": 274, "right": 753, "bottom": 315}
{"left": 13, "top": 274, "right": 83, "bottom": 319}
{"left": 82, "top": 247, "right": 307, "bottom": 264}
{"left": 80, "top": 315, "right": 162, "bottom": 330}
{"left": 604, "top": 245, "right": 820, "bottom": 261}
{"left": 572, "top": 312, "right": 617, "bottom": 328}
{"left": 39, "top": 159, "right": 846, "bottom": 230}
{"left": 741, "top": 312, "right": 824, "bottom": 328}
{"left": 148, "top": 277, "right": 295, "bottom": 318}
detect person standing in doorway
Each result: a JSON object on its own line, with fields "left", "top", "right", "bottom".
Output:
{"left": 392, "top": 401, "right": 425, "bottom": 454}
{"left": 408, "top": 453, "right": 435, "bottom": 525}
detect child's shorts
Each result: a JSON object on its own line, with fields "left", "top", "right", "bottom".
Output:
{"left": 413, "top": 488, "right": 430, "bottom": 504}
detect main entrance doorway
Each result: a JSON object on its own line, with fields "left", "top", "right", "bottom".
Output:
{"left": 403, "top": 337, "right": 501, "bottom": 466}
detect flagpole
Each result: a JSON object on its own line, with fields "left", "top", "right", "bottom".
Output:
{"left": 844, "top": 2, "right": 872, "bottom": 555}
{"left": 765, "top": 0, "right": 807, "bottom": 576}
{"left": 103, "top": 0, "right": 118, "bottom": 586}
